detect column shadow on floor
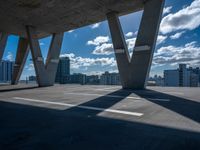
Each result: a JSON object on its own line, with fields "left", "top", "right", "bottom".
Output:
{"left": 131, "top": 89, "right": 200, "bottom": 123}
{"left": 0, "top": 88, "right": 200, "bottom": 149}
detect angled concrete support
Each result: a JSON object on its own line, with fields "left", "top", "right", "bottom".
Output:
{"left": 26, "top": 26, "right": 64, "bottom": 87}
{"left": 11, "top": 37, "right": 29, "bottom": 85}
{"left": 107, "top": 0, "right": 165, "bottom": 89}
{"left": 0, "top": 32, "right": 8, "bottom": 61}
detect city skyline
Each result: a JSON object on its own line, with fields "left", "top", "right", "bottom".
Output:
{"left": 2, "top": 0, "right": 200, "bottom": 79}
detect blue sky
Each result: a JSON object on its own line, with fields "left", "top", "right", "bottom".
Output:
{"left": 2, "top": 0, "right": 200, "bottom": 79}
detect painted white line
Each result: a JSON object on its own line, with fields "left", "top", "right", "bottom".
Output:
{"left": 64, "top": 92, "right": 142, "bottom": 100}
{"left": 94, "top": 89, "right": 116, "bottom": 92}
{"left": 13, "top": 97, "right": 143, "bottom": 117}
{"left": 98, "top": 87, "right": 120, "bottom": 90}
{"left": 148, "top": 98, "right": 170, "bottom": 102}
{"left": 165, "top": 92, "right": 184, "bottom": 95}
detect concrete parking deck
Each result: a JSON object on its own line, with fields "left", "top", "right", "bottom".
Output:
{"left": 0, "top": 84, "right": 200, "bottom": 150}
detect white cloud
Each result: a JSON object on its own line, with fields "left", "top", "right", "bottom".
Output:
{"left": 170, "top": 31, "right": 185, "bottom": 39}
{"left": 134, "top": 31, "right": 138, "bottom": 36}
{"left": 60, "top": 53, "right": 116, "bottom": 69}
{"left": 87, "top": 36, "right": 109, "bottom": 46}
{"left": 153, "top": 41, "right": 200, "bottom": 67}
{"left": 68, "top": 30, "right": 74, "bottom": 33}
{"left": 90, "top": 35, "right": 136, "bottom": 55}
{"left": 39, "top": 42, "right": 45, "bottom": 46}
{"left": 92, "top": 43, "right": 113, "bottom": 55}
{"left": 91, "top": 23, "right": 101, "bottom": 29}
{"left": 157, "top": 35, "right": 167, "bottom": 45}
{"left": 163, "top": 6, "right": 172, "bottom": 15}
{"left": 160, "top": 0, "right": 200, "bottom": 34}
{"left": 126, "top": 38, "right": 136, "bottom": 51}
{"left": 28, "top": 63, "right": 34, "bottom": 71}
{"left": 6, "top": 52, "right": 14, "bottom": 61}
{"left": 125, "top": 32, "right": 133, "bottom": 38}
{"left": 89, "top": 33, "right": 165, "bottom": 56}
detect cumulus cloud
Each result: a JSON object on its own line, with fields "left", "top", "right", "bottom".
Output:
{"left": 126, "top": 38, "right": 136, "bottom": 51}
{"left": 92, "top": 43, "right": 113, "bottom": 55}
{"left": 160, "top": 0, "right": 200, "bottom": 34}
{"left": 90, "top": 35, "right": 136, "bottom": 55}
{"left": 163, "top": 6, "right": 172, "bottom": 15}
{"left": 153, "top": 41, "right": 200, "bottom": 67}
{"left": 87, "top": 36, "right": 109, "bottom": 46}
{"left": 39, "top": 42, "right": 45, "bottom": 46}
{"left": 89, "top": 32, "right": 166, "bottom": 55}
{"left": 157, "top": 35, "right": 167, "bottom": 45}
{"left": 170, "top": 31, "right": 185, "bottom": 39}
{"left": 28, "top": 63, "right": 34, "bottom": 71}
{"left": 125, "top": 32, "right": 133, "bottom": 38}
{"left": 91, "top": 23, "right": 101, "bottom": 29}
{"left": 68, "top": 30, "right": 74, "bottom": 33}
{"left": 6, "top": 52, "right": 14, "bottom": 61}
{"left": 60, "top": 53, "right": 116, "bottom": 69}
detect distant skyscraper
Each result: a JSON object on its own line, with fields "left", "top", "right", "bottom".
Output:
{"left": 69, "top": 73, "right": 87, "bottom": 85}
{"left": 86, "top": 75, "right": 100, "bottom": 85}
{"left": 55, "top": 57, "right": 70, "bottom": 84}
{"left": 29, "top": 75, "right": 37, "bottom": 81}
{"left": 0, "top": 60, "right": 14, "bottom": 82}
{"left": 100, "top": 71, "right": 121, "bottom": 85}
{"left": 164, "top": 64, "right": 200, "bottom": 87}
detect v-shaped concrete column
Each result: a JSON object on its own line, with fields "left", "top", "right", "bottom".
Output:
{"left": 107, "top": 0, "right": 165, "bottom": 89}
{"left": 26, "top": 26, "right": 64, "bottom": 87}
{"left": 11, "top": 37, "right": 29, "bottom": 85}
{"left": 0, "top": 32, "right": 8, "bottom": 61}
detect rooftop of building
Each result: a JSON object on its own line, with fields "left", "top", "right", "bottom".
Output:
{"left": 0, "top": 84, "right": 199, "bottom": 149}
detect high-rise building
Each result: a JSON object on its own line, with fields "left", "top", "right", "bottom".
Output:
{"left": 69, "top": 73, "right": 87, "bottom": 85}
{"left": 148, "top": 75, "right": 164, "bottom": 86}
{"left": 100, "top": 71, "right": 121, "bottom": 85}
{"left": 164, "top": 64, "right": 200, "bottom": 87}
{"left": 86, "top": 75, "right": 100, "bottom": 85}
{"left": 29, "top": 75, "right": 37, "bottom": 82}
{"left": 0, "top": 60, "right": 14, "bottom": 82}
{"left": 55, "top": 57, "right": 70, "bottom": 84}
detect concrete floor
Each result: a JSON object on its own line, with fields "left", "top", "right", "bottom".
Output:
{"left": 0, "top": 84, "right": 200, "bottom": 150}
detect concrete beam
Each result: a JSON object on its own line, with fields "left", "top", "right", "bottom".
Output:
{"left": 11, "top": 37, "right": 29, "bottom": 85}
{"left": 0, "top": 32, "right": 8, "bottom": 61}
{"left": 26, "top": 26, "right": 63, "bottom": 87}
{"left": 107, "top": 0, "right": 165, "bottom": 89}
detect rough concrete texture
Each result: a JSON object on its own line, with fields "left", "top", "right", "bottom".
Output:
{"left": 108, "top": 0, "right": 165, "bottom": 89}
{"left": 27, "top": 26, "right": 64, "bottom": 86}
{"left": 0, "top": 0, "right": 145, "bottom": 38}
{"left": 0, "top": 84, "right": 200, "bottom": 150}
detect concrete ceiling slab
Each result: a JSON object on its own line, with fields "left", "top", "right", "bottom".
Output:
{"left": 0, "top": 0, "right": 145, "bottom": 38}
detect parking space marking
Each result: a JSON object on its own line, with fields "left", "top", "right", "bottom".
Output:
{"left": 13, "top": 97, "right": 143, "bottom": 117}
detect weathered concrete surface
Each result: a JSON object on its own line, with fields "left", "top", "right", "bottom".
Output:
{"left": 0, "top": 84, "right": 200, "bottom": 149}
{"left": 108, "top": 0, "right": 165, "bottom": 89}
{"left": 0, "top": 32, "right": 8, "bottom": 61}
{"left": 0, "top": 0, "right": 145, "bottom": 38}
{"left": 27, "top": 26, "right": 64, "bottom": 87}
{"left": 11, "top": 37, "right": 29, "bottom": 85}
